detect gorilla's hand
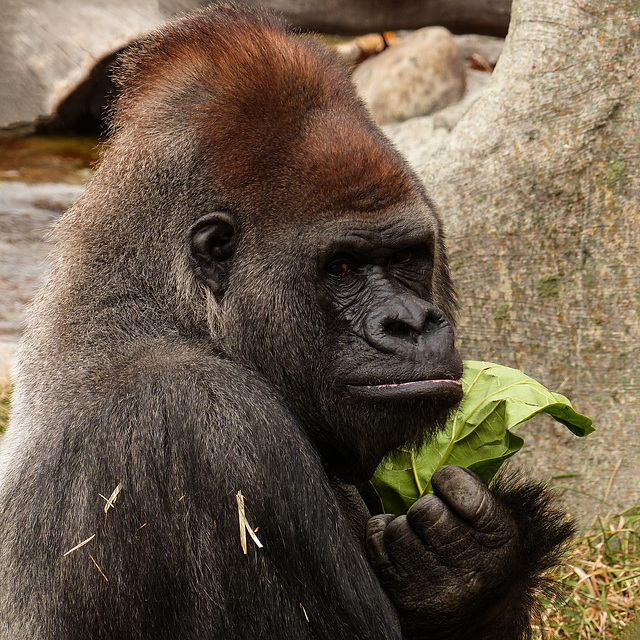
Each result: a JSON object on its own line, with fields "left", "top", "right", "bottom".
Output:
{"left": 365, "top": 466, "right": 574, "bottom": 640}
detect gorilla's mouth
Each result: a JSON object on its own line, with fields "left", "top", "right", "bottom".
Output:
{"left": 347, "top": 379, "right": 463, "bottom": 401}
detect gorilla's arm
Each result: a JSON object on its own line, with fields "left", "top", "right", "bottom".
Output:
{"left": 0, "top": 348, "right": 406, "bottom": 640}
{"left": 365, "top": 466, "right": 575, "bottom": 640}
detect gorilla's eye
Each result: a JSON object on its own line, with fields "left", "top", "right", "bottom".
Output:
{"left": 327, "top": 260, "right": 354, "bottom": 277}
{"left": 391, "top": 248, "right": 413, "bottom": 265}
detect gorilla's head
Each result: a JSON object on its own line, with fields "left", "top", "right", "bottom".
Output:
{"left": 95, "top": 4, "right": 464, "bottom": 483}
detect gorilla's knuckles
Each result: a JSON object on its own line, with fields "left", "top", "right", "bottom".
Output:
{"left": 431, "top": 466, "right": 502, "bottom": 529}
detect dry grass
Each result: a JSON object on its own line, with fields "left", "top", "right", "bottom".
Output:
{"left": 0, "top": 374, "right": 637, "bottom": 637}
{"left": 0, "top": 374, "right": 11, "bottom": 433}
{"left": 535, "top": 507, "right": 640, "bottom": 640}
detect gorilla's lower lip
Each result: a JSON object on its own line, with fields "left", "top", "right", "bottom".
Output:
{"left": 347, "top": 379, "right": 463, "bottom": 400}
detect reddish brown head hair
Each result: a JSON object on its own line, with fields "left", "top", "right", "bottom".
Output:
{"left": 111, "top": 3, "right": 418, "bottom": 224}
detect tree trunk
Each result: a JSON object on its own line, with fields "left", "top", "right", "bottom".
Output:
{"left": 424, "top": 0, "right": 639, "bottom": 523}
{"left": 215, "top": 0, "right": 513, "bottom": 36}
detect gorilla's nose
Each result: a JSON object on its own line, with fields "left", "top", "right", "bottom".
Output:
{"left": 363, "top": 300, "right": 455, "bottom": 358}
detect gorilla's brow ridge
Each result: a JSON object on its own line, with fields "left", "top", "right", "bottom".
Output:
{"left": 319, "top": 216, "right": 437, "bottom": 257}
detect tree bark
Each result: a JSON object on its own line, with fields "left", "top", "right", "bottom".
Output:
{"left": 168, "top": 0, "right": 513, "bottom": 36}
{"left": 423, "top": 0, "right": 639, "bottom": 523}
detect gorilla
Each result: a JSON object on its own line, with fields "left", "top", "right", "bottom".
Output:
{"left": 0, "top": 5, "right": 573, "bottom": 639}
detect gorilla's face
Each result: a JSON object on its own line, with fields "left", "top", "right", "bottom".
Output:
{"left": 310, "top": 214, "right": 463, "bottom": 482}
{"left": 189, "top": 198, "right": 463, "bottom": 484}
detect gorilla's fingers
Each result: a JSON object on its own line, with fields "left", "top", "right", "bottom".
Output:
{"left": 367, "top": 513, "right": 440, "bottom": 579}
{"left": 430, "top": 466, "right": 486, "bottom": 520}
{"left": 405, "top": 493, "right": 448, "bottom": 533}
{"left": 365, "top": 514, "right": 396, "bottom": 574}
{"left": 430, "top": 466, "right": 513, "bottom": 537}
{"left": 405, "top": 494, "right": 475, "bottom": 561}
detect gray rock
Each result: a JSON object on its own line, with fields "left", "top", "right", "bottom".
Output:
{"left": 209, "top": 0, "right": 513, "bottom": 37}
{"left": 352, "top": 27, "right": 466, "bottom": 125}
{"left": 383, "top": 69, "right": 493, "bottom": 169}
{"left": 0, "top": 0, "right": 164, "bottom": 129}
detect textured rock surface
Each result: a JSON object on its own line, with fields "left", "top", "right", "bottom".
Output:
{"left": 453, "top": 33, "right": 505, "bottom": 66}
{"left": 0, "top": 0, "right": 163, "bottom": 128}
{"left": 353, "top": 27, "right": 466, "bottom": 124}
{"left": 383, "top": 68, "right": 493, "bottom": 169}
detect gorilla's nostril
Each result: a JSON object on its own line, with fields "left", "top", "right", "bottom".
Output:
{"left": 383, "top": 318, "right": 417, "bottom": 339}
{"left": 363, "top": 301, "right": 453, "bottom": 355}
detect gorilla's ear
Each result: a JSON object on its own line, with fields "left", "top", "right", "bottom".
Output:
{"left": 189, "top": 212, "right": 237, "bottom": 294}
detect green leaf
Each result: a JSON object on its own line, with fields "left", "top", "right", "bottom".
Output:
{"left": 359, "top": 361, "right": 594, "bottom": 516}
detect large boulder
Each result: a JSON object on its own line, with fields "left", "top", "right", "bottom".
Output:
{"left": 224, "top": 0, "right": 513, "bottom": 36}
{"left": 352, "top": 27, "right": 466, "bottom": 125}
{"left": 0, "top": 0, "right": 164, "bottom": 129}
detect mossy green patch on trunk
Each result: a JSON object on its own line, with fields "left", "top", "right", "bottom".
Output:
{"left": 536, "top": 274, "right": 560, "bottom": 298}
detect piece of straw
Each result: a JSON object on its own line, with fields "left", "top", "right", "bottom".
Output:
{"left": 236, "top": 491, "right": 263, "bottom": 554}
{"left": 101, "top": 483, "right": 122, "bottom": 514}
{"left": 63, "top": 534, "right": 96, "bottom": 557}
{"left": 89, "top": 553, "right": 109, "bottom": 582}
{"left": 100, "top": 483, "right": 123, "bottom": 527}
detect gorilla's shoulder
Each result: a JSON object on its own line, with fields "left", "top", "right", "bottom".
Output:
{"left": 9, "top": 337, "right": 295, "bottom": 453}
{"left": 93, "top": 338, "right": 291, "bottom": 421}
